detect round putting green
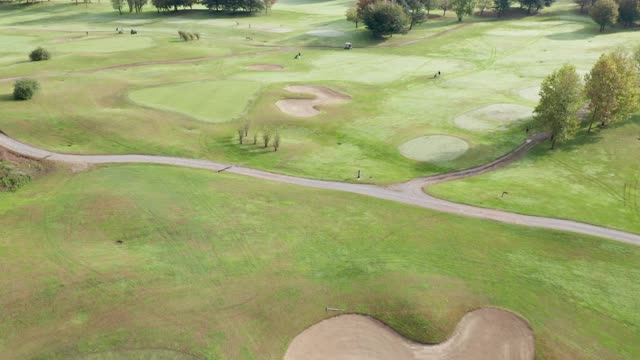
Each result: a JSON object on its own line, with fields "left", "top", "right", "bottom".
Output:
{"left": 454, "top": 104, "right": 533, "bottom": 132}
{"left": 398, "top": 135, "right": 469, "bottom": 162}
{"left": 129, "top": 80, "right": 263, "bottom": 123}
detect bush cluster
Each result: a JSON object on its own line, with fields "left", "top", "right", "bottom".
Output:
{"left": 178, "top": 30, "right": 201, "bottom": 41}
{"left": 29, "top": 47, "right": 50, "bottom": 62}
{"left": 13, "top": 79, "right": 40, "bottom": 101}
{"left": 0, "top": 161, "right": 31, "bottom": 192}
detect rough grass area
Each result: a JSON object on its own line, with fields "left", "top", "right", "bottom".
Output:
{"left": 0, "top": 149, "right": 48, "bottom": 191}
{"left": 0, "top": 165, "right": 638, "bottom": 359}
{"left": 430, "top": 117, "right": 640, "bottom": 234}
{"left": 398, "top": 135, "right": 469, "bottom": 162}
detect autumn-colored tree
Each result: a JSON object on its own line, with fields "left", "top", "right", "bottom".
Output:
{"left": 346, "top": 6, "right": 361, "bottom": 28}
{"left": 534, "top": 64, "right": 584, "bottom": 149}
{"left": 584, "top": 50, "right": 640, "bottom": 132}
{"left": 589, "top": 0, "right": 618, "bottom": 32}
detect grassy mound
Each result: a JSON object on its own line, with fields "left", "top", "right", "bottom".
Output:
{"left": 129, "top": 80, "right": 263, "bottom": 123}
{"left": 454, "top": 104, "right": 534, "bottom": 132}
{"left": 398, "top": 135, "right": 469, "bottom": 162}
{"left": 0, "top": 164, "right": 638, "bottom": 359}
{"left": 518, "top": 86, "right": 540, "bottom": 103}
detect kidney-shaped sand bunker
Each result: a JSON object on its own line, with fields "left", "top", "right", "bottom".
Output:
{"left": 276, "top": 85, "right": 351, "bottom": 117}
{"left": 399, "top": 135, "right": 469, "bottom": 162}
{"left": 285, "top": 307, "right": 534, "bottom": 360}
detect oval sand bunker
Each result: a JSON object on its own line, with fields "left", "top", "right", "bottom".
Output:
{"left": 245, "top": 64, "right": 284, "bottom": 71}
{"left": 276, "top": 85, "right": 351, "bottom": 117}
{"left": 285, "top": 308, "right": 534, "bottom": 360}
{"left": 454, "top": 104, "right": 533, "bottom": 131}
{"left": 399, "top": 135, "right": 469, "bottom": 162}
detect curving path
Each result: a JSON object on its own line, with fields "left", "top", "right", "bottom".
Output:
{"left": 1, "top": 132, "right": 639, "bottom": 246}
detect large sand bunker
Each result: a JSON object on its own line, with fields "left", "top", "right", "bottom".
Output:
{"left": 245, "top": 64, "right": 284, "bottom": 71}
{"left": 276, "top": 85, "right": 351, "bottom": 117}
{"left": 454, "top": 104, "right": 533, "bottom": 131}
{"left": 285, "top": 308, "right": 534, "bottom": 360}
{"left": 399, "top": 135, "right": 469, "bottom": 162}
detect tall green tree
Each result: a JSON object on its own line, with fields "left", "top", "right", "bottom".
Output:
{"left": 478, "top": 0, "right": 492, "bottom": 14}
{"left": 362, "top": 1, "right": 410, "bottom": 37}
{"left": 439, "top": 0, "right": 452, "bottom": 15}
{"left": 584, "top": 50, "right": 640, "bottom": 132}
{"left": 405, "top": 0, "right": 427, "bottom": 29}
{"left": 111, "top": 0, "right": 124, "bottom": 14}
{"left": 534, "top": 65, "right": 583, "bottom": 149}
{"left": 589, "top": 0, "right": 618, "bottom": 32}
{"left": 346, "top": 6, "right": 362, "bottom": 28}
{"left": 452, "top": 0, "right": 476, "bottom": 21}
{"left": 494, "top": 0, "right": 511, "bottom": 16}
{"left": 617, "top": 0, "right": 640, "bottom": 27}
{"left": 574, "top": 0, "right": 589, "bottom": 13}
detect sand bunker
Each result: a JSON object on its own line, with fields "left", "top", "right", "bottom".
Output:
{"left": 276, "top": 85, "right": 351, "bottom": 117}
{"left": 454, "top": 104, "right": 533, "bottom": 131}
{"left": 245, "top": 64, "right": 285, "bottom": 71}
{"left": 285, "top": 308, "right": 534, "bottom": 360}
{"left": 399, "top": 135, "right": 469, "bottom": 162}
{"left": 306, "top": 29, "right": 345, "bottom": 37}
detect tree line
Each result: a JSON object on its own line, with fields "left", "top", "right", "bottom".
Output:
{"left": 534, "top": 46, "right": 640, "bottom": 149}
{"left": 111, "top": 0, "right": 275, "bottom": 13}
{"left": 587, "top": 0, "right": 639, "bottom": 32}
{"left": 346, "top": 0, "right": 556, "bottom": 37}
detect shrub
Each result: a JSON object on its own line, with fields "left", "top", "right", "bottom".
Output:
{"left": 362, "top": 1, "right": 410, "bottom": 37}
{"left": 13, "top": 79, "right": 40, "bottom": 101}
{"left": 29, "top": 47, "right": 51, "bottom": 62}
{"left": 178, "top": 30, "right": 200, "bottom": 41}
{"left": 0, "top": 161, "right": 31, "bottom": 192}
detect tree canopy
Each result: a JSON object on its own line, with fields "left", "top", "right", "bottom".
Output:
{"left": 362, "top": 1, "right": 410, "bottom": 37}
{"left": 534, "top": 64, "right": 583, "bottom": 149}
{"left": 589, "top": 0, "right": 618, "bottom": 32}
{"left": 452, "top": 0, "right": 476, "bottom": 21}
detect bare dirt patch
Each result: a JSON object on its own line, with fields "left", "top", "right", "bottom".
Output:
{"left": 284, "top": 307, "right": 534, "bottom": 360}
{"left": 276, "top": 85, "right": 351, "bottom": 117}
{"left": 245, "top": 64, "right": 285, "bottom": 71}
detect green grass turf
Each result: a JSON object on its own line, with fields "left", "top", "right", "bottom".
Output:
{"left": 0, "top": 164, "right": 639, "bottom": 359}
{"left": 129, "top": 80, "right": 264, "bottom": 123}
{"left": 430, "top": 116, "right": 640, "bottom": 234}
{"left": 2, "top": 0, "right": 637, "bottom": 185}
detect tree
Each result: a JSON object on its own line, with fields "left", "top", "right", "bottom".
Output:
{"left": 589, "top": 0, "right": 618, "bottom": 32}
{"left": 273, "top": 132, "right": 281, "bottom": 151}
{"left": 574, "top": 0, "right": 589, "bottom": 13}
{"left": 519, "top": 0, "right": 553, "bottom": 14}
{"left": 262, "top": 132, "right": 271, "bottom": 148}
{"left": 452, "top": 0, "right": 475, "bottom": 21}
{"left": 264, "top": 0, "right": 276, "bottom": 13}
{"left": 111, "top": 0, "right": 124, "bottom": 13}
{"left": 357, "top": 0, "right": 377, "bottom": 18}
{"left": 424, "top": 0, "right": 437, "bottom": 14}
{"left": 237, "top": 128, "right": 245, "bottom": 144}
{"left": 362, "top": 1, "right": 410, "bottom": 37}
{"left": 494, "top": 0, "right": 511, "bottom": 16}
{"left": 534, "top": 65, "right": 583, "bottom": 149}
{"left": 618, "top": 0, "right": 640, "bottom": 27}
{"left": 439, "top": 0, "right": 452, "bottom": 15}
{"left": 13, "top": 79, "right": 40, "bottom": 101}
{"left": 478, "top": 0, "right": 492, "bottom": 14}
{"left": 29, "top": 47, "right": 50, "bottom": 61}
{"left": 346, "top": 6, "right": 361, "bottom": 28}
{"left": 634, "top": 45, "right": 640, "bottom": 70}
{"left": 405, "top": 0, "right": 427, "bottom": 29}
{"left": 584, "top": 50, "right": 640, "bottom": 132}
